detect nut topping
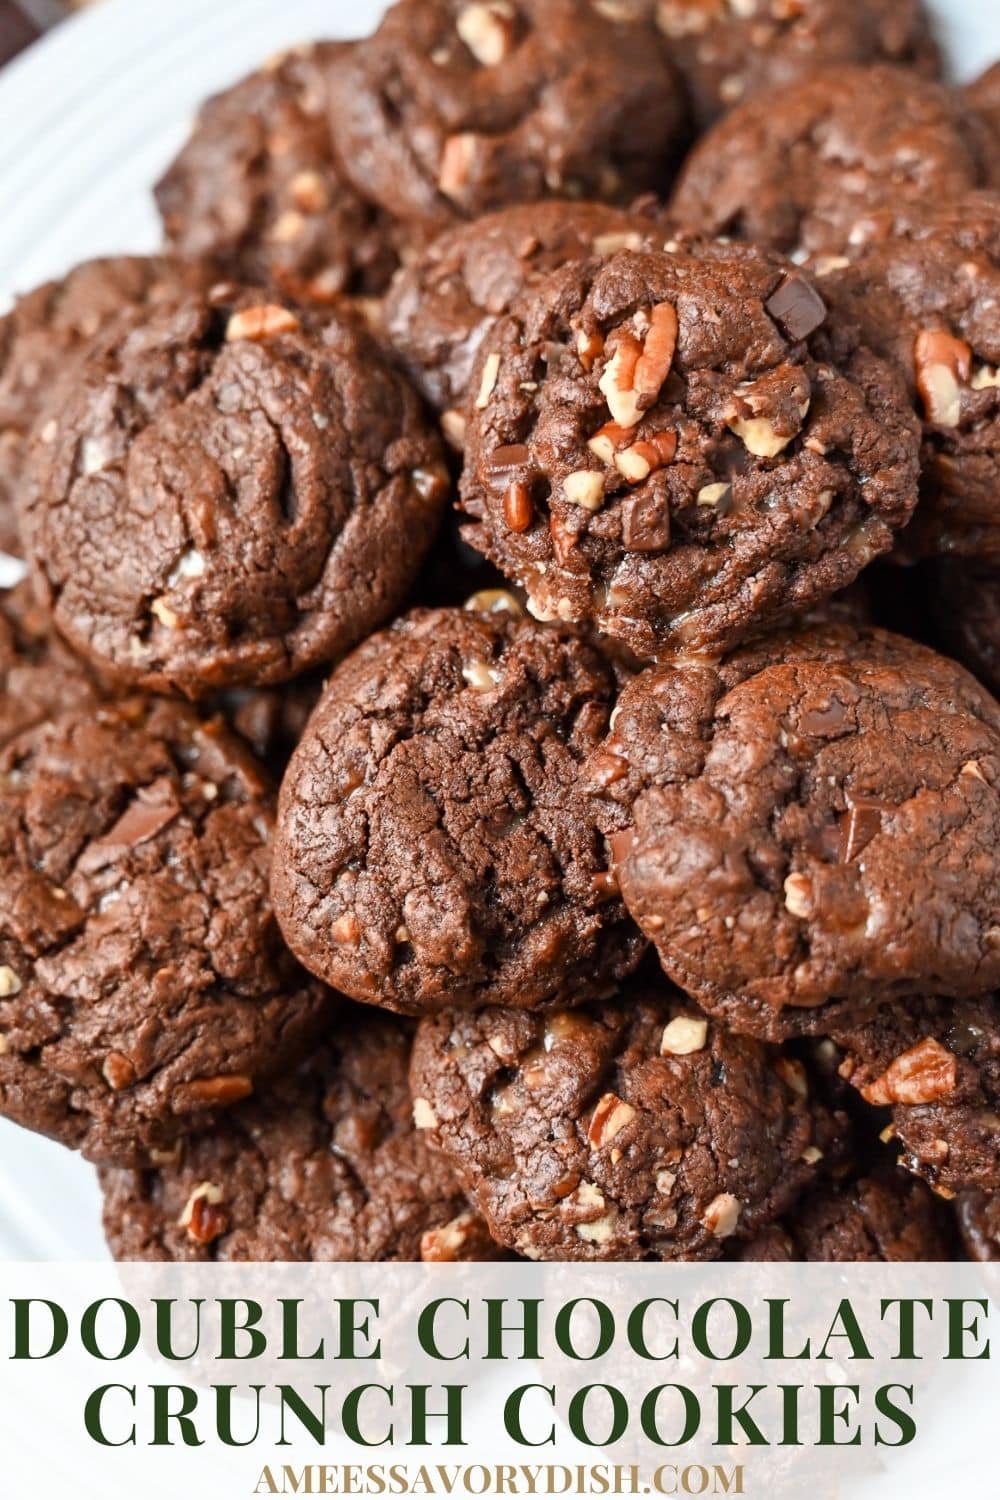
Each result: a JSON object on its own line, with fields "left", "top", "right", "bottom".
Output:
{"left": 456, "top": 2, "right": 515, "bottom": 65}
{"left": 0, "top": 965, "right": 22, "bottom": 998}
{"left": 914, "top": 330, "right": 972, "bottom": 427}
{"left": 783, "top": 872, "right": 812, "bottom": 918}
{"left": 702, "top": 1191, "right": 741, "bottom": 1238}
{"left": 861, "top": 1037, "right": 958, "bottom": 1107}
{"left": 588, "top": 1092, "right": 637, "bottom": 1147}
{"left": 660, "top": 1015, "right": 708, "bottom": 1055}
{"left": 475, "top": 351, "right": 501, "bottom": 409}
{"left": 598, "top": 301, "right": 678, "bottom": 428}
{"left": 563, "top": 470, "right": 605, "bottom": 511}
{"left": 178, "top": 1182, "right": 228, "bottom": 1246}
{"left": 225, "top": 305, "right": 300, "bottom": 342}
{"left": 439, "top": 132, "right": 479, "bottom": 198}
{"left": 413, "top": 1097, "right": 439, "bottom": 1130}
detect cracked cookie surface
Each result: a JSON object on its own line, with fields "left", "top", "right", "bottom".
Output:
{"left": 460, "top": 243, "right": 919, "bottom": 657}
{"left": 0, "top": 255, "right": 190, "bottom": 558}
{"left": 0, "top": 697, "right": 330, "bottom": 1164}
{"left": 654, "top": 0, "right": 939, "bottom": 128}
{"left": 383, "top": 200, "right": 665, "bottom": 414}
{"left": 820, "top": 193, "right": 1000, "bottom": 559}
{"left": 327, "top": 0, "right": 688, "bottom": 228}
{"left": 409, "top": 985, "right": 832, "bottom": 1260}
{"left": 670, "top": 66, "right": 997, "bottom": 258}
{"left": 596, "top": 626, "right": 1000, "bottom": 1037}
{"left": 832, "top": 993, "right": 1000, "bottom": 1194}
{"left": 156, "top": 43, "right": 403, "bottom": 303}
{"left": 100, "top": 1009, "right": 498, "bottom": 1262}
{"left": 21, "top": 287, "right": 448, "bottom": 696}
{"left": 272, "top": 604, "right": 645, "bottom": 1015}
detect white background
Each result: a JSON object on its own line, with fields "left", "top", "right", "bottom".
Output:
{"left": 0, "top": 0, "right": 998, "bottom": 1262}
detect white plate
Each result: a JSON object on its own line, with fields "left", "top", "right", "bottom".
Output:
{"left": 0, "top": 0, "right": 997, "bottom": 1262}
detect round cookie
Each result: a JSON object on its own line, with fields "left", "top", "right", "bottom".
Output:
{"left": 0, "top": 255, "right": 189, "bottom": 558}
{"left": 272, "top": 604, "right": 645, "bottom": 1016}
{"left": 966, "top": 61, "right": 1000, "bottom": 146}
{"left": 656, "top": 0, "right": 939, "bottom": 129}
{"left": 0, "top": 697, "right": 330, "bottom": 1164}
{"left": 956, "top": 1191, "right": 1000, "bottom": 1262}
{"left": 595, "top": 626, "right": 1000, "bottom": 1039}
{"left": 820, "top": 193, "right": 1000, "bottom": 559}
{"left": 382, "top": 200, "right": 663, "bottom": 414}
{"left": 669, "top": 66, "right": 997, "bottom": 259}
{"left": 929, "top": 560, "right": 1000, "bottom": 697}
{"left": 459, "top": 242, "right": 920, "bottom": 657}
{"left": 21, "top": 286, "right": 449, "bottom": 697}
{"left": 832, "top": 993, "right": 1000, "bottom": 1194}
{"left": 156, "top": 43, "right": 402, "bottom": 304}
{"left": 0, "top": 582, "right": 102, "bottom": 751}
{"left": 327, "top": 0, "right": 689, "bottom": 227}
{"left": 740, "top": 1167, "right": 952, "bottom": 1262}
{"left": 100, "top": 1010, "right": 498, "bottom": 1262}
{"left": 409, "top": 986, "right": 833, "bottom": 1260}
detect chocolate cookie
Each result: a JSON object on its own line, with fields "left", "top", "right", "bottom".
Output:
{"left": 669, "top": 66, "right": 997, "bottom": 259}
{"left": 409, "top": 986, "right": 833, "bottom": 1260}
{"left": 0, "top": 255, "right": 189, "bottom": 557}
{"left": 100, "top": 1010, "right": 498, "bottom": 1262}
{"left": 21, "top": 287, "right": 449, "bottom": 697}
{"left": 656, "top": 0, "right": 939, "bottom": 128}
{"left": 740, "top": 1167, "right": 951, "bottom": 1261}
{"left": 272, "top": 604, "right": 645, "bottom": 1015}
{"left": 820, "top": 193, "right": 1000, "bottom": 559}
{"left": 955, "top": 1190, "right": 1000, "bottom": 1261}
{"left": 460, "top": 243, "right": 919, "bottom": 657}
{"left": 156, "top": 44, "right": 402, "bottom": 304}
{"left": 596, "top": 626, "right": 1000, "bottom": 1038}
{"left": 929, "top": 560, "right": 1000, "bottom": 698}
{"left": 382, "top": 200, "right": 663, "bottom": 414}
{"left": 0, "top": 698, "right": 330, "bottom": 1164}
{"left": 0, "top": 582, "right": 101, "bottom": 751}
{"left": 832, "top": 994, "right": 1000, "bottom": 1194}
{"left": 327, "top": 0, "right": 688, "bottom": 228}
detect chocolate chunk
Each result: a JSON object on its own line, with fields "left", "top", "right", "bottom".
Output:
{"left": 766, "top": 273, "right": 827, "bottom": 342}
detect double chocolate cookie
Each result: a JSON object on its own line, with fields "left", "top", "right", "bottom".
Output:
{"left": 156, "top": 44, "right": 402, "bottom": 304}
{"left": 327, "top": 0, "right": 689, "bottom": 227}
{"left": 740, "top": 1166, "right": 951, "bottom": 1262}
{"left": 832, "top": 993, "right": 1000, "bottom": 1195}
{"left": 100, "top": 1009, "right": 497, "bottom": 1262}
{"left": 656, "top": 0, "right": 939, "bottom": 128}
{"left": 0, "top": 698, "right": 330, "bottom": 1164}
{"left": 21, "top": 286, "right": 449, "bottom": 696}
{"left": 272, "top": 604, "right": 644, "bottom": 1014}
{"left": 460, "top": 242, "right": 919, "bottom": 656}
{"left": 596, "top": 626, "right": 1000, "bottom": 1038}
{"left": 0, "top": 255, "right": 190, "bottom": 557}
{"left": 409, "top": 986, "right": 834, "bottom": 1260}
{"left": 821, "top": 192, "right": 1000, "bottom": 559}
{"left": 383, "top": 200, "right": 663, "bottom": 414}
{"left": 669, "top": 66, "right": 997, "bottom": 259}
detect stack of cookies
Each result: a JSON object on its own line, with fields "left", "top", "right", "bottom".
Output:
{"left": 0, "top": 0, "right": 998, "bottom": 1265}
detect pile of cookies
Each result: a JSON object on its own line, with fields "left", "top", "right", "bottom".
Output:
{"left": 1, "top": 0, "right": 998, "bottom": 1265}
